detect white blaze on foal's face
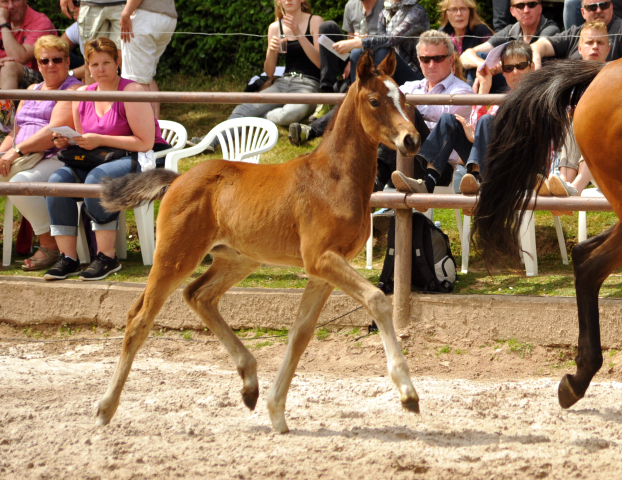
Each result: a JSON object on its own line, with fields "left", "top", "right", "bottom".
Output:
{"left": 383, "top": 79, "right": 409, "bottom": 122}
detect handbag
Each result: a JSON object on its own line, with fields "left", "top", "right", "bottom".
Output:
{"left": 58, "top": 145, "right": 129, "bottom": 171}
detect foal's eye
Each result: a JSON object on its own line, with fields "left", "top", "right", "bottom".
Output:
{"left": 370, "top": 99, "right": 380, "bottom": 107}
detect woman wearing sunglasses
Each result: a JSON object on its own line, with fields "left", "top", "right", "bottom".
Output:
{"left": 392, "top": 40, "right": 534, "bottom": 195}
{"left": 1, "top": 35, "right": 82, "bottom": 271}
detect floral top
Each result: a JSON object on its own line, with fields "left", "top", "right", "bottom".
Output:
{"left": 361, "top": 0, "right": 430, "bottom": 77}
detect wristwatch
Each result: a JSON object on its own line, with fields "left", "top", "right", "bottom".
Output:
{"left": 13, "top": 146, "right": 23, "bottom": 157}
{"left": 68, "top": 69, "right": 75, "bottom": 77}
{"left": 0, "top": 23, "right": 11, "bottom": 31}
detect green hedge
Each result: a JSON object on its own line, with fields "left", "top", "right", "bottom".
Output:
{"left": 35, "top": 0, "right": 493, "bottom": 76}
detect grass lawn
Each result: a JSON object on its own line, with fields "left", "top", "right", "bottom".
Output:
{"left": 1, "top": 73, "right": 621, "bottom": 297}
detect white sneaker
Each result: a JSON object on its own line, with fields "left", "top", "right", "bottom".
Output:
{"left": 548, "top": 174, "right": 578, "bottom": 197}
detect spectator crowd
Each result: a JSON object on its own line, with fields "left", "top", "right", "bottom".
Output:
{"left": 1, "top": 0, "right": 621, "bottom": 281}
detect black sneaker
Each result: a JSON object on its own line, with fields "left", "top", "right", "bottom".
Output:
{"left": 43, "top": 254, "right": 82, "bottom": 281}
{"left": 79, "top": 252, "right": 122, "bottom": 281}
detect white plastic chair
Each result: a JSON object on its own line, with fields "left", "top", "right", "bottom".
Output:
{"left": 578, "top": 188, "right": 604, "bottom": 243}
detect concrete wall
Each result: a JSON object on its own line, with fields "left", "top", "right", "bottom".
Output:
{"left": 3, "top": 277, "right": 622, "bottom": 348}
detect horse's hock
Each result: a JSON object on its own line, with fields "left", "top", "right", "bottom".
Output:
{"left": 3, "top": 277, "right": 622, "bottom": 349}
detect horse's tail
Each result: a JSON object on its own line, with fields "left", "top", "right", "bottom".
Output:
{"left": 471, "top": 60, "right": 605, "bottom": 267}
{"left": 101, "top": 169, "right": 180, "bottom": 212}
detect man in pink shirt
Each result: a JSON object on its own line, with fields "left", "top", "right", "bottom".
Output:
{"left": 0, "top": 0, "right": 56, "bottom": 90}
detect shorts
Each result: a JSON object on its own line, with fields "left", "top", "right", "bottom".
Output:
{"left": 121, "top": 10, "right": 176, "bottom": 84}
{"left": 78, "top": 4, "right": 124, "bottom": 49}
{"left": 20, "top": 65, "right": 43, "bottom": 89}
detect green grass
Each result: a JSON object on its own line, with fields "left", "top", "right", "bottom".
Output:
{"left": 316, "top": 327, "right": 331, "bottom": 341}
{"left": 436, "top": 344, "right": 452, "bottom": 355}
{"left": 2, "top": 73, "right": 622, "bottom": 298}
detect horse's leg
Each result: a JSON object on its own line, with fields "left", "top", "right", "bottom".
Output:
{"left": 307, "top": 251, "right": 419, "bottom": 412}
{"left": 96, "top": 253, "right": 202, "bottom": 425}
{"left": 559, "top": 222, "right": 622, "bottom": 408}
{"left": 266, "top": 277, "right": 334, "bottom": 433}
{"left": 183, "top": 252, "right": 262, "bottom": 410}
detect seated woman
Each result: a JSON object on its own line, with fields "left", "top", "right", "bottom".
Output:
{"left": 339, "top": 0, "right": 430, "bottom": 85}
{"left": 391, "top": 40, "right": 533, "bottom": 195}
{"left": 44, "top": 37, "right": 167, "bottom": 281}
{"left": 438, "top": 0, "right": 493, "bottom": 85}
{"left": 0, "top": 35, "right": 82, "bottom": 271}
{"left": 224, "top": 0, "right": 322, "bottom": 128}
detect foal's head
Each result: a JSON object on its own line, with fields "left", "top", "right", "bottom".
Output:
{"left": 354, "top": 50, "right": 420, "bottom": 157}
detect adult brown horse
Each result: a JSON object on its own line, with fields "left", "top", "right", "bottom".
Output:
{"left": 472, "top": 58, "right": 622, "bottom": 409}
{"left": 95, "top": 50, "right": 421, "bottom": 433}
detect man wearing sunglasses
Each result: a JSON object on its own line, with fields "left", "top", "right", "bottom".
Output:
{"left": 0, "top": 0, "right": 56, "bottom": 90}
{"left": 531, "top": 0, "right": 622, "bottom": 68}
{"left": 460, "top": 0, "right": 558, "bottom": 71}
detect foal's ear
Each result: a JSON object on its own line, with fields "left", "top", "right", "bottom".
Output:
{"left": 356, "top": 49, "right": 377, "bottom": 84}
{"left": 378, "top": 49, "right": 397, "bottom": 77}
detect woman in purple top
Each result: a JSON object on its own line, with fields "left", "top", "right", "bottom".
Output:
{"left": 0, "top": 35, "right": 82, "bottom": 271}
{"left": 46, "top": 37, "right": 165, "bottom": 281}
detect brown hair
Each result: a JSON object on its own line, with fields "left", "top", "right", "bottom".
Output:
{"left": 274, "top": 0, "right": 311, "bottom": 20}
{"left": 580, "top": 19, "right": 609, "bottom": 42}
{"left": 34, "top": 35, "right": 69, "bottom": 59}
{"left": 84, "top": 37, "right": 119, "bottom": 63}
{"left": 438, "top": 0, "right": 491, "bottom": 32}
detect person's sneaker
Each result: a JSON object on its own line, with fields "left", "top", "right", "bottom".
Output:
{"left": 536, "top": 174, "right": 552, "bottom": 196}
{"left": 43, "top": 254, "right": 82, "bottom": 281}
{"left": 288, "top": 123, "right": 313, "bottom": 146}
{"left": 548, "top": 173, "right": 578, "bottom": 197}
{"left": 79, "top": 252, "right": 122, "bottom": 281}
{"left": 459, "top": 173, "right": 481, "bottom": 195}
{"left": 391, "top": 171, "right": 428, "bottom": 194}
{"left": 308, "top": 104, "right": 331, "bottom": 123}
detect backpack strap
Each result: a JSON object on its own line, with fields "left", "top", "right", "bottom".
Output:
{"left": 411, "top": 213, "right": 438, "bottom": 292}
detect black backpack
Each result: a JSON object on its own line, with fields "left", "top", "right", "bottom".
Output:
{"left": 377, "top": 211, "right": 457, "bottom": 294}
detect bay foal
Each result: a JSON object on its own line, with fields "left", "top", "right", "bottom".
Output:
{"left": 472, "top": 58, "right": 622, "bottom": 409}
{"left": 97, "top": 51, "right": 421, "bottom": 433}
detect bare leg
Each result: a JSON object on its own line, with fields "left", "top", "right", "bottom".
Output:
{"left": 559, "top": 222, "right": 622, "bottom": 408}
{"left": 571, "top": 161, "right": 593, "bottom": 195}
{"left": 139, "top": 79, "right": 160, "bottom": 119}
{"left": 55, "top": 235, "right": 79, "bottom": 260}
{"left": 559, "top": 166, "right": 577, "bottom": 184}
{"left": 94, "top": 230, "right": 117, "bottom": 258}
{"left": 267, "top": 277, "right": 334, "bottom": 433}
{"left": 183, "top": 250, "right": 262, "bottom": 410}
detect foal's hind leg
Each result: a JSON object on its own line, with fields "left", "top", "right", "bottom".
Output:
{"left": 266, "top": 277, "right": 334, "bottom": 433}
{"left": 183, "top": 252, "right": 262, "bottom": 410}
{"left": 306, "top": 251, "right": 419, "bottom": 413}
{"left": 559, "top": 222, "right": 622, "bottom": 408}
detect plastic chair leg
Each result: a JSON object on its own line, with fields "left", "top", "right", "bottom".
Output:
{"left": 454, "top": 209, "right": 463, "bottom": 245}
{"left": 76, "top": 202, "right": 91, "bottom": 264}
{"left": 461, "top": 214, "right": 471, "bottom": 274}
{"left": 134, "top": 203, "right": 155, "bottom": 265}
{"left": 519, "top": 212, "right": 538, "bottom": 276}
{"left": 366, "top": 213, "right": 373, "bottom": 270}
{"left": 553, "top": 215, "right": 569, "bottom": 265}
{"left": 115, "top": 210, "right": 128, "bottom": 260}
{"left": 578, "top": 211, "right": 587, "bottom": 243}
{"left": 3, "top": 197, "right": 14, "bottom": 266}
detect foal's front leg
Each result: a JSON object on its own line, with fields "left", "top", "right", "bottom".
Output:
{"left": 307, "top": 251, "right": 419, "bottom": 413}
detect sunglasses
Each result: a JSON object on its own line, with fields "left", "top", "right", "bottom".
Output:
{"left": 502, "top": 61, "right": 531, "bottom": 73}
{"left": 511, "top": 1, "right": 540, "bottom": 9}
{"left": 584, "top": 1, "right": 611, "bottom": 12}
{"left": 38, "top": 57, "right": 65, "bottom": 65}
{"left": 419, "top": 54, "right": 449, "bottom": 64}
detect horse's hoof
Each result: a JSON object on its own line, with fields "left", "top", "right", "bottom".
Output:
{"left": 558, "top": 374, "right": 583, "bottom": 409}
{"left": 241, "top": 386, "right": 259, "bottom": 411}
{"left": 402, "top": 397, "right": 420, "bottom": 414}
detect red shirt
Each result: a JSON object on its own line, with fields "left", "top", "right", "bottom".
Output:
{"left": 0, "top": 6, "right": 56, "bottom": 71}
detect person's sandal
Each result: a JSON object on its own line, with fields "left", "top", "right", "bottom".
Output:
{"left": 21, "top": 246, "right": 61, "bottom": 271}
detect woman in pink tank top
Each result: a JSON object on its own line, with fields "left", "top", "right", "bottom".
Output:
{"left": 46, "top": 37, "right": 165, "bottom": 282}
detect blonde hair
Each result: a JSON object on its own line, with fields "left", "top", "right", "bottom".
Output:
{"left": 274, "top": 0, "right": 311, "bottom": 20}
{"left": 438, "top": 0, "right": 491, "bottom": 32}
{"left": 580, "top": 19, "right": 609, "bottom": 42}
{"left": 84, "top": 37, "right": 119, "bottom": 63}
{"left": 34, "top": 35, "right": 69, "bottom": 59}
{"left": 452, "top": 52, "right": 466, "bottom": 81}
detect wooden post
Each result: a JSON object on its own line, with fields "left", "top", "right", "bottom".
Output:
{"left": 393, "top": 152, "right": 414, "bottom": 331}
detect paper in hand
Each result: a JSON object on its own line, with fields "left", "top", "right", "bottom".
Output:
{"left": 478, "top": 42, "right": 509, "bottom": 72}
{"left": 49, "top": 126, "right": 81, "bottom": 146}
{"left": 318, "top": 35, "right": 350, "bottom": 61}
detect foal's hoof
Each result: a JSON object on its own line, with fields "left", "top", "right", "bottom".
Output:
{"left": 402, "top": 397, "right": 420, "bottom": 414}
{"left": 241, "top": 386, "right": 259, "bottom": 411}
{"left": 558, "top": 374, "right": 584, "bottom": 409}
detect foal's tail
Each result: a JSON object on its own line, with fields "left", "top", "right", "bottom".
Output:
{"left": 471, "top": 60, "right": 605, "bottom": 268}
{"left": 101, "top": 169, "right": 180, "bottom": 212}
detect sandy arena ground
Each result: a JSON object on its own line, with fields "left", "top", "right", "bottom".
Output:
{"left": 2, "top": 323, "right": 622, "bottom": 479}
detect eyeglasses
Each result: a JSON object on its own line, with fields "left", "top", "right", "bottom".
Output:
{"left": 446, "top": 7, "right": 469, "bottom": 14}
{"left": 501, "top": 61, "right": 531, "bottom": 73}
{"left": 419, "top": 55, "right": 449, "bottom": 64}
{"left": 583, "top": 1, "right": 611, "bottom": 12}
{"left": 511, "top": 1, "right": 540, "bottom": 9}
{"left": 38, "top": 57, "right": 64, "bottom": 65}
